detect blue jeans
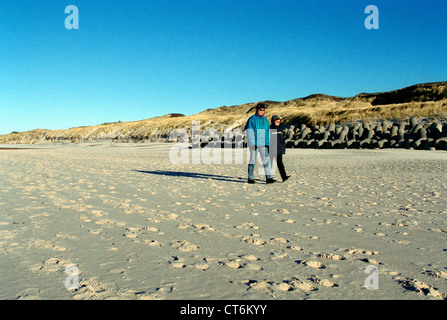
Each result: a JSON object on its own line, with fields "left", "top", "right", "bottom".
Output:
{"left": 248, "top": 146, "right": 273, "bottom": 180}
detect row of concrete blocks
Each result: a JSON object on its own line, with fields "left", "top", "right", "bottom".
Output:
{"left": 284, "top": 119, "right": 447, "bottom": 150}
{"left": 186, "top": 118, "right": 447, "bottom": 151}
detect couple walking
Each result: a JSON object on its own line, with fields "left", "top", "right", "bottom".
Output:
{"left": 244, "top": 103, "right": 290, "bottom": 184}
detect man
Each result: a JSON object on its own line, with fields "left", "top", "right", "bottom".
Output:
{"left": 244, "top": 103, "right": 276, "bottom": 184}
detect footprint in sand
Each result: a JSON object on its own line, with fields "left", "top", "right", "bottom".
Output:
{"left": 90, "top": 209, "right": 106, "bottom": 217}
{"left": 235, "top": 222, "right": 260, "bottom": 230}
{"left": 124, "top": 224, "right": 164, "bottom": 240}
{"left": 423, "top": 269, "right": 447, "bottom": 280}
{"left": 170, "top": 240, "right": 199, "bottom": 252}
{"left": 16, "top": 288, "right": 41, "bottom": 300}
{"left": 88, "top": 228, "right": 102, "bottom": 235}
{"left": 169, "top": 256, "right": 186, "bottom": 269}
{"left": 224, "top": 260, "right": 243, "bottom": 269}
{"left": 218, "top": 255, "right": 263, "bottom": 271}
{"left": 137, "top": 239, "right": 163, "bottom": 247}
{"left": 314, "top": 252, "right": 344, "bottom": 261}
{"left": 242, "top": 236, "right": 267, "bottom": 246}
{"left": 72, "top": 278, "right": 116, "bottom": 300}
{"left": 296, "top": 259, "right": 326, "bottom": 269}
{"left": 192, "top": 223, "right": 216, "bottom": 231}
{"left": 243, "top": 273, "right": 338, "bottom": 296}
{"left": 29, "top": 257, "right": 77, "bottom": 273}
{"left": 287, "top": 245, "right": 303, "bottom": 251}
{"left": 146, "top": 226, "right": 161, "bottom": 233}
{"left": 124, "top": 227, "right": 139, "bottom": 239}
{"left": 395, "top": 277, "right": 447, "bottom": 300}
{"left": 26, "top": 239, "right": 67, "bottom": 252}
{"left": 240, "top": 254, "right": 260, "bottom": 261}
{"left": 345, "top": 248, "right": 379, "bottom": 255}
{"left": 193, "top": 259, "right": 210, "bottom": 271}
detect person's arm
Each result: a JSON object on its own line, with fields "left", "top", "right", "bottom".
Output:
{"left": 245, "top": 117, "right": 256, "bottom": 147}
{"left": 263, "top": 118, "right": 270, "bottom": 146}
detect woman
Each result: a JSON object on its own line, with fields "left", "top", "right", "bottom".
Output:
{"left": 270, "top": 115, "right": 290, "bottom": 182}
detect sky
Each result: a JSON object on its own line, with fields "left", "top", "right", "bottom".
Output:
{"left": 1, "top": 0, "right": 446, "bottom": 134}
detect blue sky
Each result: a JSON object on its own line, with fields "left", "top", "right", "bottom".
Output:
{"left": 1, "top": 0, "right": 446, "bottom": 134}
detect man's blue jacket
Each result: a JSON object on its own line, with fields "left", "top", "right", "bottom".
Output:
{"left": 244, "top": 114, "right": 270, "bottom": 147}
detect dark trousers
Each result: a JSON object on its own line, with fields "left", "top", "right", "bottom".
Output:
{"left": 270, "top": 153, "right": 287, "bottom": 180}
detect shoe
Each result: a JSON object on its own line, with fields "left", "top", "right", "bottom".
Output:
{"left": 247, "top": 179, "right": 255, "bottom": 184}
{"left": 266, "top": 178, "right": 276, "bottom": 184}
{"left": 282, "top": 175, "right": 291, "bottom": 182}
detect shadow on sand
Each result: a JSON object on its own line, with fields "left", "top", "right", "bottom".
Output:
{"left": 132, "top": 170, "right": 249, "bottom": 183}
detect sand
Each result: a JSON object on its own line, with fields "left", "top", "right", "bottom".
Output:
{"left": 0, "top": 142, "right": 446, "bottom": 300}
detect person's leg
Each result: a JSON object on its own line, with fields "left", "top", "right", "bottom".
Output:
{"left": 270, "top": 153, "right": 277, "bottom": 175}
{"left": 248, "top": 147, "right": 257, "bottom": 180}
{"left": 259, "top": 146, "right": 273, "bottom": 179}
{"left": 277, "top": 154, "right": 287, "bottom": 180}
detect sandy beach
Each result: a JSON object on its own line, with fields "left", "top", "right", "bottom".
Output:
{"left": 0, "top": 142, "right": 446, "bottom": 300}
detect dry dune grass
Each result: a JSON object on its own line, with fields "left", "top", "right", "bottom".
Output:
{"left": 299, "top": 99, "right": 447, "bottom": 126}
{"left": 1, "top": 82, "right": 446, "bottom": 144}
{"left": 194, "top": 97, "right": 447, "bottom": 128}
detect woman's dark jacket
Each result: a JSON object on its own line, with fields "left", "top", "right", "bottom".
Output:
{"left": 270, "top": 124, "right": 286, "bottom": 155}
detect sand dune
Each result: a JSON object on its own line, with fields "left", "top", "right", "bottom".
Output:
{"left": 1, "top": 81, "right": 446, "bottom": 145}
